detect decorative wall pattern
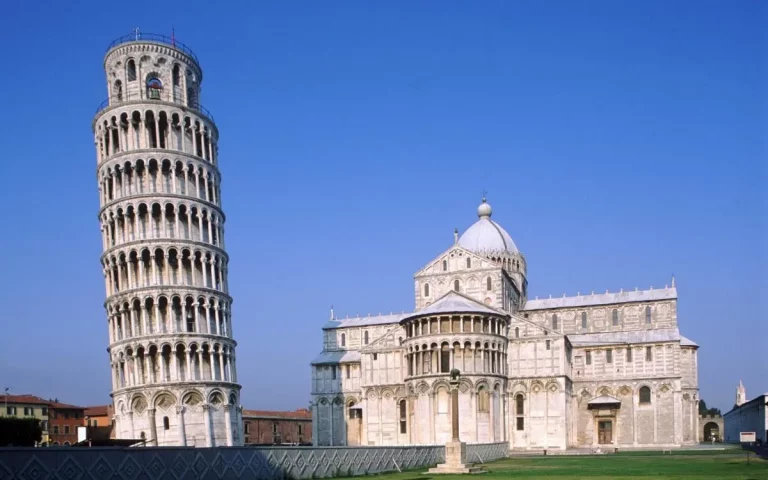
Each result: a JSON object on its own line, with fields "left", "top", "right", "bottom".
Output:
{"left": 0, "top": 443, "right": 502, "bottom": 479}
{"left": 465, "top": 442, "right": 508, "bottom": 464}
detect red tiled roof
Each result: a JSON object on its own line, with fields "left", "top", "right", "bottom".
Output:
{"left": 0, "top": 395, "right": 84, "bottom": 410}
{"left": 84, "top": 405, "right": 110, "bottom": 417}
{"left": 50, "top": 402, "right": 85, "bottom": 410}
{"left": 242, "top": 408, "right": 312, "bottom": 420}
{"left": 0, "top": 394, "right": 50, "bottom": 405}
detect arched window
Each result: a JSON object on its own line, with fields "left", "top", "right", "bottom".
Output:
{"left": 424, "top": 283, "right": 430, "bottom": 297}
{"left": 466, "top": 257, "right": 471, "bottom": 268}
{"left": 645, "top": 306, "right": 652, "bottom": 324}
{"left": 172, "top": 64, "right": 181, "bottom": 86}
{"left": 454, "top": 280, "right": 460, "bottom": 292}
{"left": 581, "top": 311, "right": 587, "bottom": 329}
{"left": 127, "top": 59, "right": 136, "bottom": 82}
{"left": 639, "top": 386, "right": 651, "bottom": 404}
{"left": 440, "top": 344, "right": 450, "bottom": 372}
{"left": 552, "top": 314, "right": 558, "bottom": 330}
{"left": 478, "top": 387, "right": 490, "bottom": 413}
{"left": 364, "top": 331, "right": 369, "bottom": 345}
{"left": 163, "top": 416, "right": 170, "bottom": 430}
{"left": 399, "top": 399, "right": 407, "bottom": 434}
{"left": 514, "top": 327, "right": 519, "bottom": 338}
{"left": 113, "top": 80, "right": 123, "bottom": 101}
{"left": 442, "top": 260, "right": 447, "bottom": 271}
{"left": 187, "top": 87, "right": 198, "bottom": 108}
{"left": 612, "top": 309, "right": 619, "bottom": 326}
{"left": 340, "top": 333, "right": 346, "bottom": 347}
{"left": 515, "top": 394, "right": 524, "bottom": 430}
{"left": 146, "top": 77, "right": 163, "bottom": 100}
{"left": 486, "top": 277, "right": 492, "bottom": 291}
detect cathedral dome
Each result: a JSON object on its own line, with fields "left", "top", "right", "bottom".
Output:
{"left": 458, "top": 198, "right": 518, "bottom": 254}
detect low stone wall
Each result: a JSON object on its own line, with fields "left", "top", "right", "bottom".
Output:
{"left": 466, "top": 442, "right": 508, "bottom": 464}
{"left": 0, "top": 444, "right": 453, "bottom": 479}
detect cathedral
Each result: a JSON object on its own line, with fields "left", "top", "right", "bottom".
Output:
{"left": 310, "top": 199, "right": 700, "bottom": 450}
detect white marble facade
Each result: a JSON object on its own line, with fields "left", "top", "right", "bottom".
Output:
{"left": 93, "top": 34, "right": 242, "bottom": 446}
{"left": 311, "top": 199, "right": 699, "bottom": 450}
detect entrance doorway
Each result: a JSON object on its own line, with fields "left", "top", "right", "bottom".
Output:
{"left": 598, "top": 420, "right": 613, "bottom": 444}
{"left": 703, "top": 422, "right": 720, "bottom": 442}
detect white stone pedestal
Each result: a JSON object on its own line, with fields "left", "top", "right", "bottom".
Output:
{"left": 427, "top": 441, "right": 487, "bottom": 474}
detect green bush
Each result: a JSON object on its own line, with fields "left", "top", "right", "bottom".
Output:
{"left": 0, "top": 417, "right": 43, "bottom": 446}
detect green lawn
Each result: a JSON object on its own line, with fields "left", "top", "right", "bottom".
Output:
{"left": 343, "top": 451, "right": 768, "bottom": 479}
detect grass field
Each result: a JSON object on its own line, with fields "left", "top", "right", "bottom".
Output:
{"left": 342, "top": 450, "right": 768, "bottom": 479}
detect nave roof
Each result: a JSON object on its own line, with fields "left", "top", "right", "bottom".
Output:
{"left": 567, "top": 327, "right": 681, "bottom": 347}
{"left": 523, "top": 286, "right": 677, "bottom": 311}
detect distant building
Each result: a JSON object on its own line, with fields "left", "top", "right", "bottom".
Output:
{"left": 723, "top": 382, "right": 767, "bottom": 444}
{"left": 49, "top": 402, "right": 85, "bottom": 446}
{"left": 0, "top": 394, "right": 51, "bottom": 444}
{"left": 84, "top": 405, "right": 114, "bottom": 428}
{"left": 79, "top": 405, "right": 117, "bottom": 445}
{"left": 242, "top": 409, "right": 312, "bottom": 445}
{"left": 699, "top": 413, "right": 723, "bottom": 442}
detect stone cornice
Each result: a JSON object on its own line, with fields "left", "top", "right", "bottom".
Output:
{"left": 403, "top": 331, "right": 508, "bottom": 346}
{"left": 111, "top": 380, "right": 241, "bottom": 396}
{"left": 104, "top": 284, "right": 233, "bottom": 307}
{"left": 93, "top": 99, "right": 217, "bottom": 136}
{"left": 100, "top": 237, "right": 228, "bottom": 263}
{"left": 109, "top": 332, "right": 237, "bottom": 351}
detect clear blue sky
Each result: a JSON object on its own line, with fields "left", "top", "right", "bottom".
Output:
{"left": 0, "top": 1, "right": 764, "bottom": 413}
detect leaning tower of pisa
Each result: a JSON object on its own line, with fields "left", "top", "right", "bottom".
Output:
{"left": 92, "top": 32, "right": 242, "bottom": 447}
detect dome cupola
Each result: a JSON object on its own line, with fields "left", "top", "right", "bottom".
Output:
{"left": 458, "top": 197, "right": 518, "bottom": 255}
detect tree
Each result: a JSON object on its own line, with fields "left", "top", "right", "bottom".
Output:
{"left": 698, "top": 399, "right": 722, "bottom": 416}
{"left": 0, "top": 417, "right": 43, "bottom": 446}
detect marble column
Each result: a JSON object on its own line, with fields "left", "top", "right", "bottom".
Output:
{"left": 148, "top": 408, "right": 158, "bottom": 446}
{"left": 311, "top": 402, "right": 319, "bottom": 446}
{"left": 224, "top": 405, "right": 234, "bottom": 446}
{"left": 177, "top": 406, "right": 187, "bottom": 446}
{"left": 203, "top": 404, "right": 213, "bottom": 447}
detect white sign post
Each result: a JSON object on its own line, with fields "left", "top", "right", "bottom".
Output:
{"left": 740, "top": 432, "right": 756, "bottom": 443}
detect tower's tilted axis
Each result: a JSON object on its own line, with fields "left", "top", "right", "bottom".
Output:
{"left": 93, "top": 32, "right": 242, "bottom": 447}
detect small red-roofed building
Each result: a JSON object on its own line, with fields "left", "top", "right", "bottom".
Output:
{"left": 242, "top": 408, "right": 312, "bottom": 445}
{"left": 49, "top": 401, "right": 85, "bottom": 446}
{"left": 0, "top": 394, "right": 52, "bottom": 444}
